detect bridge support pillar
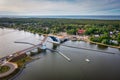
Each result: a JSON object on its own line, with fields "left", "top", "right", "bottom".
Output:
{"left": 37, "top": 47, "right": 42, "bottom": 53}
{"left": 52, "top": 43, "right": 58, "bottom": 49}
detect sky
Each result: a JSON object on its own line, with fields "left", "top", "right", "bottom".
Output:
{"left": 0, "top": 0, "right": 120, "bottom": 16}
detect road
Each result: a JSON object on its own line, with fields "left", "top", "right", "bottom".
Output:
{"left": 0, "top": 62, "right": 18, "bottom": 78}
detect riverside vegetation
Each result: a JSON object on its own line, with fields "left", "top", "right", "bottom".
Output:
{"left": 0, "top": 18, "right": 120, "bottom": 46}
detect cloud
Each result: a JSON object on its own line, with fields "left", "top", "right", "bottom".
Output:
{"left": 0, "top": 0, "right": 120, "bottom": 15}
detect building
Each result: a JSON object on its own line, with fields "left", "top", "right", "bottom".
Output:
{"left": 77, "top": 29, "right": 85, "bottom": 35}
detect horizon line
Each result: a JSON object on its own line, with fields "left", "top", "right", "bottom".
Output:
{"left": 0, "top": 14, "right": 120, "bottom": 16}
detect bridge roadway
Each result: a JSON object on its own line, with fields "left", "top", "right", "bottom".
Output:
{"left": 0, "top": 43, "right": 43, "bottom": 65}
{"left": 0, "top": 43, "right": 43, "bottom": 78}
{"left": 14, "top": 43, "right": 42, "bottom": 54}
{"left": 0, "top": 34, "right": 48, "bottom": 62}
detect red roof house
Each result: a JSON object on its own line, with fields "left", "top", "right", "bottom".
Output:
{"left": 78, "top": 29, "right": 85, "bottom": 34}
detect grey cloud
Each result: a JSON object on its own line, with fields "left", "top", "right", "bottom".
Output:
{"left": 0, "top": 0, "right": 119, "bottom": 15}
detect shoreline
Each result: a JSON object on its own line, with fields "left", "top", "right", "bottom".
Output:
{"left": 68, "top": 34, "right": 120, "bottom": 49}
{"left": 0, "top": 56, "right": 40, "bottom": 80}
{"left": 9, "top": 56, "right": 40, "bottom": 80}
{"left": 0, "top": 27, "right": 119, "bottom": 49}
{"left": 88, "top": 40, "right": 120, "bottom": 49}
{"left": 82, "top": 37, "right": 120, "bottom": 49}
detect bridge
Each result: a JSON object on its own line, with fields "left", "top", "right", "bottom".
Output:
{"left": 0, "top": 35, "right": 51, "bottom": 78}
{"left": 0, "top": 35, "right": 47, "bottom": 64}
{"left": 0, "top": 34, "right": 70, "bottom": 66}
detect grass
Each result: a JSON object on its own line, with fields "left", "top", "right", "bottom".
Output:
{"left": 0, "top": 66, "right": 10, "bottom": 74}
{"left": 14, "top": 56, "right": 32, "bottom": 67}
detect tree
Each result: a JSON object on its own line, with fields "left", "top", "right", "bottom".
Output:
{"left": 101, "top": 32, "right": 110, "bottom": 39}
{"left": 102, "top": 39, "right": 109, "bottom": 44}
{"left": 117, "top": 33, "right": 120, "bottom": 45}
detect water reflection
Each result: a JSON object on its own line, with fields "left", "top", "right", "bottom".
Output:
{"left": 97, "top": 45, "right": 108, "bottom": 50}
{"left": 118, "top": 48, "right": 120, "bottom": 51}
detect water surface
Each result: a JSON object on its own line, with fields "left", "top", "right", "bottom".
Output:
{"left": 0, "top": 28, "right": 120, "bottom": 80}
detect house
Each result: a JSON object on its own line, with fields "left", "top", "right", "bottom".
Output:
{"left": 110, "top": 40, "right": 118, "bottom": 45}
{"left": 110, "top": 31, "right": 113, "bottom": 35}
{"left": 77, "top": 29, "right": 85, "bottom": 35}
{"left": 94, "top": 34, "right": 100, "bottom": 37}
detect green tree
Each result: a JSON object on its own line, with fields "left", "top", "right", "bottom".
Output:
{"left": 117, "top": 33, "right": 120, "bottom": 45}
{"left": 102, "top": 39, "right": 109, "bottom": 44}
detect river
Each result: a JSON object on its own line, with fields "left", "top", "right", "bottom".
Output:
{"left": 0, "top": 28, "right": 120, "bottom": 80}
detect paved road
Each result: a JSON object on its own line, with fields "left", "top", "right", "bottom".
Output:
{"left": 0, "top": 62, "right": 18, "bottom": 78}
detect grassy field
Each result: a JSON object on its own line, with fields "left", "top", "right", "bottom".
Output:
{"left": 0, "top": 66, "right": 10, "bottom": 74}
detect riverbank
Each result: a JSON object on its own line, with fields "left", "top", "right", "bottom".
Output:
{"left": 88, "top": 40, "right": 120, "bottom": 49}
{"left": 81, "top": 36, "right": 120, "bottom": 49}
{"left": 0, "top": 56, "right": 32, "bottom": 80}
{"left": 9, "top": 56, "right": 40, "bottom": 80}
{"left": 68, "top": 34, "right": 120, "bottom": 49}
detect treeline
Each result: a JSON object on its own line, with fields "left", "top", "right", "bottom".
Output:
{"left": 0, "top": 18, "right": 120, "bottom": 46}
{"left": 0, "top": 18, "right": 120, "bottom": 24}
{"left": 0, "top": 18, "right": 120, "bottom": 33}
